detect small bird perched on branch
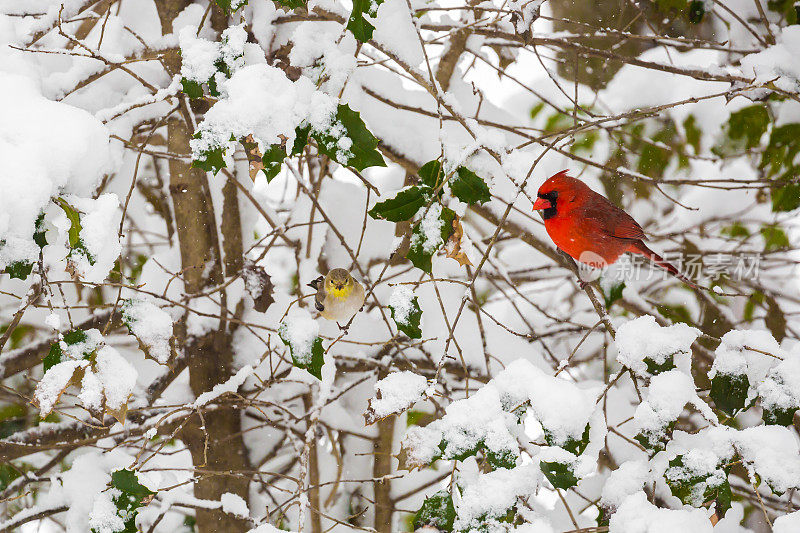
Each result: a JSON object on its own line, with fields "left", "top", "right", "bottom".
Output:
{"left": 532, "top": 170, "right": 696, "bottom": 288}
{"left": 308, "top": 268, "right": 366, "bottom": 327}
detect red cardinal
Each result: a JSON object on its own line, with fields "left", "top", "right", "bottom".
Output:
{"left": 531, "top": 170, "right": 696, "bottom": 287}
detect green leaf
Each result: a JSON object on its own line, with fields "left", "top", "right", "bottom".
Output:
{"left": 213, "top": 0, "right": 248, "bottom": 14}
{"left": 33, "top": 213, "right": 47, "bottom": 249}
{"left": 368, "top": 186, "right": 429, "bottom": 222}
{"left": 450, "top": 167, "right": 491, "bottom": 205}
{"left": 192, "top": 145, "right": 226, "bottom": 175}
{"left": 56, "top": 198, "right": 82, "bottom": 249}
{"left": 602, "top": 281, "right": 625, "bottom": 308}
{"left": 729, "top": 105, "right": 769, "bottom": 149}
{"left": 761, "top": 225, "right": 790, "bottom": 251}
{"left": 291, "top": 124, "right": 311, "bottom": 157}
{"left": 262, "top": 143, "right": 287, "bottom": 182}
{"left": 389, "top": 294, "right": 423, "bottom": 339}
{"left": 96, "top": 469, "right": 156, "bottom": 533}
{"left": 44, "top": 329, "right": 91, "bottom": 372}
{"left": 543, "top": 424, "right": 590, "bottom": 456}
{"left": 180, "top": 78, "right": 204, "bottom": 99}
{"left": 312, "top": 105, "right": 386, "bottom": 171}
{"left": 761, "top": 123, "right": 800, "bottom": 177}
{"left": 541, "top": 460, "right": 578, "bottom": 490}
{"left": 413, "top": 491, "right": 456, "bottom": 531}
{"left": 419, "top": 160, "right": 444, "bottom": 189}
{"left": 665, "top": 455, "right": 731, "bottom": 514}
{"left": 4, "top": 261, "right": 33, "bottom": 280}
{"left": 763, "top": 405, "right": 798, "bottom": 426}
{"left": 710, "top": 372, "right": 749, "bottom": 417}
{"left": 43, "top": 343, "right": 63, "bottom": 373}
{"left": 721, "top": 222, "right": 750, "bottom": 239}
{"left": 406, "top": 205, "right": 455, "bottom": 273}
{"left": 279, "top": 332, "right": 325, "bottom": 380}
{"left": 683, "top": 115, "right": 702, "bottom": 154}
{"left": 486, "top": 448, "right": 518, "bottom": 470}
{"left": 347, "top": 0, "right": 385, "bottom": 42}
{"left": 529, "top": 102, "right": 545, "bottom": 119}
{"left": 771, "top": 183, "right": 800, "bottom": 212}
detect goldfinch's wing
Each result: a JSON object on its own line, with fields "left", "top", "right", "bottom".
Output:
{"left": 314, "top": 288, "right": 326, "bottom": 311}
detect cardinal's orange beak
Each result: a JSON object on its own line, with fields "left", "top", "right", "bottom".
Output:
{"left": 532, "top": 197, "right": 551, "bottom": 211}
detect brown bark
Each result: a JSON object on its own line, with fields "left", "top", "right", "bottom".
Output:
{"left": 156, "top": 3, "right": 251, "bottom": 532}
{"left": 373, "top": 369, "right": 396, "bottom": 532}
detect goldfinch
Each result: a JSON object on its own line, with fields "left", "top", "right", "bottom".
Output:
{"left": 308, "top": 268, "right": 365, "bottom": 326}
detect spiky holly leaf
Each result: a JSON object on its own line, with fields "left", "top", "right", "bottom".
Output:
{"left": 99, "top": 469, "right": 156, "bottom": 533}
{"left": 191, "top": 145, "right": 226, "bottom": 175}
{"left": 292, "top": 124, "right": 311, "bottom": 156}
{"left": 261, "top": 143, "right": 287, "bottom": 182}
{"left": 347, "top": 0, "right": 385, "bottom": 42}
{"left": 413, "top": 491, "right": 456, "bottom": 531}
{"left": 450, "top": 167, "right": 491, "bottom": 205}
{"left": 213, "top": 0, "right": 248, "bottom": 14}
{"left": 406, "top": 205, "right": 455, "bottom": 273}
{"left": 43, "top": 329, "right": 91, "bottom": 372}
{"left": 710, "top": 372, "right": 749, "bottom": 417}
{"left": 180, "top": 78, "right": 204, "bottom": 99}
{"left": 33, "top": 213, "right": 47, "bottom": 249}
{"left": 368, "top": 186, "right": 430, "bottom": 222}
{"left": 312, "top": 104, "right": 386, "bottom": 171}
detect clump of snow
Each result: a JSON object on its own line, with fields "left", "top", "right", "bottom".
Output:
{"left": 179, "top": 24, "right": 246, "bottom": 93}
{"left": 45, "top": 312, "right": 61, "bottom": 331}
{"left": 279, "top": 308, "right": 319, "bottom": 365}
{"left": 454, "top": 464, "right": 542, "bottom": 531}
{"left": 740, "top": 26, "right": 800, "bottom": 94}
{"left": 0, "top": 73, "right": 112, "bottom": 270}
{"left": 88, "top": 492, "right": 126, "bottom": 533}
{"left": 95, "top": 346, "right": 137, "bottom": 411}
{"left": 735, "top": 425, "right": 800, "bottom": 494}
{"left": 600, "top": 460, "right": 651, "bottom": 511}
{"left": 664, "top": 448, "right": 727, "bottom": 507}
{"left": 709, "top": 329, "right": 784, "bottom": 401}
{"left": 289, "top": 24, "right": 357, "bottom": 94}
{"left": 61, "top": 328, "right": 103, "bottom": 360}
{"left": 388, "top": 285, "right": 415, "bottom": 325}
{"left": 53, "top": 194, "right": 122, "bottom": 283}
{"left": 372, "top": 0, "right": 424, "bottom": 68}
{"left": 221, "top": 492, "right": 249, "bottom": 518}
{"left": 615, "top": 315, "right": 699, "bottom": 376}
{"left": 774, "top": 510, "right": 800, "bottom": 533}
{"left": 757, "top": 352, "right": 800, "bottom": 416}
{"left": 122, "top": 298, "right": 174, "bottom": 364}
{"left": 367, "top": 370, "right": 428, "bottom": 422}
{"left": 191, "top": 64, "right": 337, "bottom": 166}
{"left": 609, "top": 491, "right": 712, "bottom": 532}
{"left": 34, "top": 359, "right": 88, "bottom": 415}
{"left": 634, "top": 370, "right": 716, "bottom": 447}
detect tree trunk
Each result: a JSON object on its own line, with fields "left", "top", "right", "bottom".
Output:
{"left": 157, "top": 4, "right": 251, "bottom": 532}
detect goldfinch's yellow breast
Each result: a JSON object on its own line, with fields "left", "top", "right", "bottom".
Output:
{"left": 328, "top": 284, "right": 354, "bottom": 299}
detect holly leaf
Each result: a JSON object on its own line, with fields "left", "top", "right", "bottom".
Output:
{"left": 602, "top": 281, "right": 625, "bottom": 308}
{"left": 243, "top": 261, "right": 275, "bottom": 313}
{"left": 347, "top": 0, "right": 385, "bottom": 42}
{"left": 413, "top": 491, "right": 456, "bottom": 531}
{"left": 419, "top": 160, "right": 444, "bottom": 189}
{"left": 445, "top": 215, "right": 472, "bottom": 267}
{"left": 710, "top": 372, "right": 749, "bottom": 417}
{"left": 312, "top": 104, "right": 386, "bottom": 171}
{"left": 406, "top": 206, "right": 455, "bottom": 273}
{"left": 541, "top": 460, "right": 578, "bottom": 490}
{"left": 389, "top": 294, "right": 422, "bottom": 339}
{"left": 4, "top": 261, "right": 33, "bottom": 280}
{"left": 279, "top": 332, "right": 325, "bottom": 380}
{"left": 191, "top": 145, "right": 226, "bottom": 175}
{"left": 56, "top": 198, "right": 82, "bottom": 249}
{"left": 261, "top": 144, "right": 287, "bottom": 182}
{"left": 450, "top": 167, "right": 491, "bottom": 205}
{"left": 33, "top": 213, "right": 47, "bottom": 249}
{"left": 368, "top": 186, "right": 429, "bottom": 222}
{"left": 292, "top": 124, "right": 311, "bottom": 156}
{"left": 180, "top": 78, "right": 204, "bottom": 99}
{"left": 103, "top": 469, "right": 155, "bottom": 533}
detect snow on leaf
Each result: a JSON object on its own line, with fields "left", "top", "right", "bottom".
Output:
{"left": 121, "top": 299, "right": 174, "bottom": 364}
{"left": 243, "top": 260, "right": 275, "bottom": 313}
{"left": 388, "top": 285, "right": 422, "bottom": 339}
{"left": 615, "top": 315, "right": 699, "bottom": 377}
{"left": 365, "top": 370, "right": 428, "bottom": 425}
{"left": 347, "top": 0, "right": 385, "bottom": 42}
{"left": 34, "top": 359, "right": 88, "bottom": 416}
{"left": 444, "top": 214, "right": 472, "bottom": 267}
{"left": 279, "top": 308, "right": 324, "bottom": 380}
{"left": 312, "top": 104, "right": 386, "bottom": 171}
{"left": 406, "top": 203, "right": 455, "bottom": 273}
{"left": 413, "top": 490, "right": 455, "bottom": 531}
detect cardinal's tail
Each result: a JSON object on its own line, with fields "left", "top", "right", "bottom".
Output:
{"left": 630, "top": 241, "right": 697, "bottom": 289}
